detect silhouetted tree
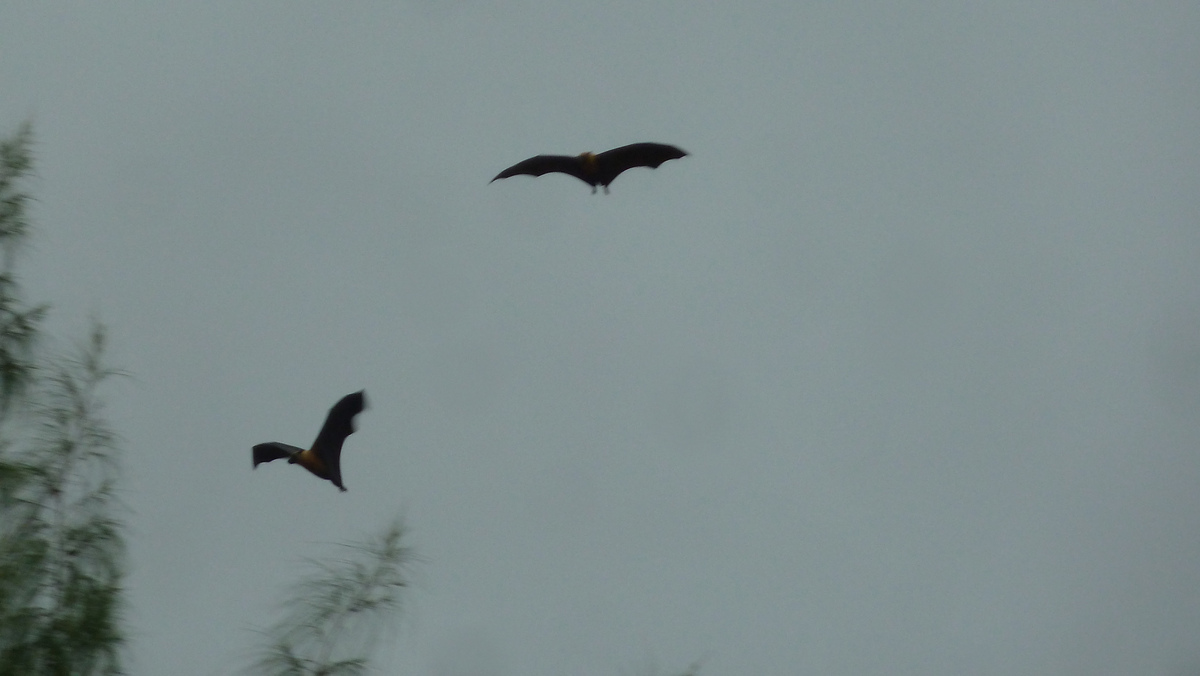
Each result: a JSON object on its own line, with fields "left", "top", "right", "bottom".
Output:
{"left": 249, "top": 518, "right": 413, "bottom": 676}
{"left": 0, "top": 123, "right": 127, "bottom": 676}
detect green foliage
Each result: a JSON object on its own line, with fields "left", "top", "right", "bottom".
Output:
{"left": 250, "top": 518, "right": 414, "bottom": 676}
{"left": 0, "top": 123, "right": 126, "bottom": 676}
{"left": 0, "top": 121, "right": 46, "bottom": 416}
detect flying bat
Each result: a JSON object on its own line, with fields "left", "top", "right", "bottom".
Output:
{"left": 252, "top": 390, "right": 366, "bottom": 492}
{"left": 491, "top": 142, "right": 688, "bottom": 194}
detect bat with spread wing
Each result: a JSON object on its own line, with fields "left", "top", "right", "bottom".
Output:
{"left": 491, "top": 142, "right": 687, "bottom": 194}
{"left": 252, "top": 390, "right": 366, "bottom": 492}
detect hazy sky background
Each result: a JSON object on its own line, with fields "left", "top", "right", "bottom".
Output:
{"left": 3, "top": 3, "right": 1200, "bottom": 675}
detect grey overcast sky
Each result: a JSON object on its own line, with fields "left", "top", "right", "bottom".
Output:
{"left": 3, "top": 2, "right": 1200, "bottom": 675}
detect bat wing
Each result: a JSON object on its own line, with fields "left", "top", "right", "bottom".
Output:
{"left": 253, "top": 442, "right": 304, "bottom": 467}
{"left": 593, "top": 143, "right": 688, "bottom": 187}
{"left": 308, "top": 390, "right": 367, "bottom": 490}
{"left": 491, "top": 155, "right": 590, "bottom": 184}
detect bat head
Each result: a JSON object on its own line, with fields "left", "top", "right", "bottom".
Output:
{"left": 578, "top": 151, "right": 597, "bottom": 173}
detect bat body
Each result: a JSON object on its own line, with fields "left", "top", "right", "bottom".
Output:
{"left": 491, "top": 142, "right": 687, "bottom": 193}
{"left": 252, "top": 390, "right": 366, "bottom": 492}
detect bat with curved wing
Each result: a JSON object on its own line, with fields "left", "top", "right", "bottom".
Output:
{"left": 252, "top": 390, "right": 366, "bottom": 492}
{"left": 491, "top": 142, "right": 688, "bottom": 194}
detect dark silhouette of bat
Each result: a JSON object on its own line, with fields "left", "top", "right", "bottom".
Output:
{"left": 252, "top": 390, "right": 366, "bottom": 492}
{"left": 491, "top": 142, "right": 688, "bottom": 194}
